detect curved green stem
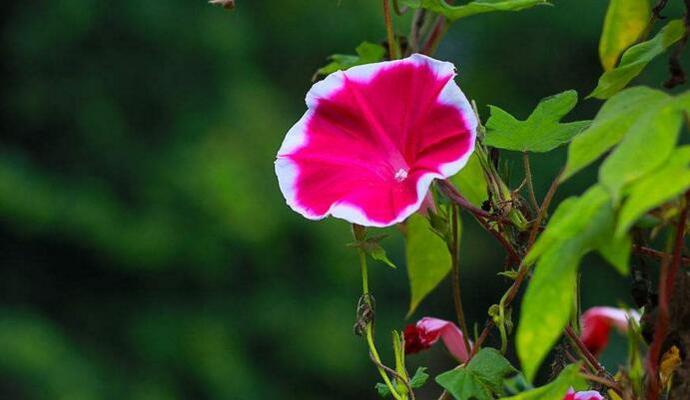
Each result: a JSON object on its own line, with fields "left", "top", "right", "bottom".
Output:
{"left": 450, "top": 204, "right": 472, "bottom": 355}
{"left": 522, "top": 152, "right": 539, "bottom": 213}
{"left": 357, "top": 246, "right": 405, "bottom": 400}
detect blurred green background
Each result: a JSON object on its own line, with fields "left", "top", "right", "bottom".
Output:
{"left": 0, "top": 0, "right": 683, "bottom": 398}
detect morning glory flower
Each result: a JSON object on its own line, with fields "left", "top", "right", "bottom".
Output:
{"left": 404, "top": 317, "right": 470, "bottom": 362}
{"left": 580, "top": 306, "right": 640, "bottom": 356}
{"left": 275, "top": 54, "right": 477, "bottom": 227}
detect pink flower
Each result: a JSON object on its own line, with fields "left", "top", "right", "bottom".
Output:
{"left": 563, "top": 388, "right": 604, "bottom": 400}
{"left": 275, "top": 54, "right": 477, "bottom": 227}
{"left": 404, "top": 317, "right": 470, "bottom": 362}
{"left": 580, "top": 306, "right": 640, "bottom": 356}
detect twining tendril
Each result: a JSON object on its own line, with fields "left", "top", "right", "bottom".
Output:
{"left": 353, "top": 293, "right": 376, "bottom": 337}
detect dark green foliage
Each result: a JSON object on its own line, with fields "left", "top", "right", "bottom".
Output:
{"left": 485, "top": 90, "right": 589, "bottom": 152}
{"left": 435, "top": 348, "right": 517, "bottom": 400}
{"left": 315, "top": 42, "right": 386, "bottom": 78}
{"left": 376, "top": 367, "right": 429, "bottom": 397}
{"left": 402, "top": 0, "right": 549, "bottom": 21}
{"left": 406, "top": 214, "right": 452, "bottom": 316}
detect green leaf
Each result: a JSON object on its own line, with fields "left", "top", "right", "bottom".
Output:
{"left": 410, "top": 367, "right": 430, "bottom": 388}
{"left": 598, "top": 100, "right": 685, "bottom": 203}
{"left": 369, "top": 242, "right": 397, "bottom": 269}
{"left": 501, "top": 364, "right": 586, "bottom": 400}
{"left": 375, "top": 367, "right": 429, "bottom": 397}
{"left": 375, "top": 382, "right": 390, "bottom": 397}
{"left": 484, "top": 90, "right": 590, "bottom": 152}
{"left": 435, "top": 348, "right": 517, "bottom": 400}
{"left": 518, "top": 245, "right": 580, "bottom": 382}
{"left": 590, "top": 19, "right": 685, "bottom": 99}
{"left": 599, "top": 0, "right": 651, "bottom": 71}
{"left": 315, "top": 42, "right": 386, "bottom": 78}
{"left": 597, "top": 230, "right": 632, "bottom": 275}
{"left": 519, "top": 186, "right": 614, "bottom": 381}
{"left": 617, "top": 147, "right": 690, "bottom": 236}
{"left": 350, "top": 234, "right": 398, "bottom": 269}
{"left": 679, "top": 91, "right": 690, "bottom": 112}
{"left": 450, "top": 153, "right": 488, "bottom": 207}
{"left": 562, "top": 86, "right": 669, "bottom": 181}
{"left": 523, "top": 198, "right": 578, "bottom": 265}
{"left": 502, "top": 373, "right": 534, "bottom": 396}
{"left": 401, "top": 0, "right": 550, "bottom": 22}
{"left": 406, "top": 214, "right": 452, "bottom": 316}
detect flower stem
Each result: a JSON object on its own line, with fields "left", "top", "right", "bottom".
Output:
{"left": 580, "top": 372, "right": 624, "bottom": 393}
{"left": 633, "top": 244, "right": 690, "bottom": 266}
{"left": 527, "top": 169, "right": 562, "bottom": 248}
{"left": 383, "top": 0, "right": 400, "bottom": 59}
{"left": 474, "top": 144, "right": 529, "bottom": 232}
{"left": 522, "top": 152, "right": 539, "bottom": 213}
{"left": 408, "top": 10, "right": 425, "bottom": 54}
{"left": 450, "top": 203, "right": 472, "bottom": 356}
{"left": 564, "top": 325, "right": 610, "bottom": 379}
{"left": 359, "top": 249, "right": 370, "bottom": 295}
{"left": 355, "top": 229, "right": 405, "bottom": 400}
{"left": 438, "top": 180, "right": 508, "bottom": 222}
{"left": 392, "top": 0, "right": 408, "bottom": 16}
{"left": 422, "top": 16, "right": 447, "bottom": 55}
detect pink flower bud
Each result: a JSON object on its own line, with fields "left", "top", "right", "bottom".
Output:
{"left": 404, "top": 317, "right": 470, "bottom": 362}
{"left": 563, "top": 387, "right": 604, "bottom": 400}
{"left": 580, "top": 306, "right": 640, "bottom": 356}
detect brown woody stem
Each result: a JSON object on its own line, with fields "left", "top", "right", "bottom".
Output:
{"left": 646, "top": 191, "right": 690, "bottom": 400}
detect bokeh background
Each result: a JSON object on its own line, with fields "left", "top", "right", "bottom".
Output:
{"left": 0, "top": 0, "right": 685, "bottom": 398}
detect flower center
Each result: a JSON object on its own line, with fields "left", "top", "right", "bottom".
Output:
{"left": 394, "top": 168, "right": 409, "bottom": 182}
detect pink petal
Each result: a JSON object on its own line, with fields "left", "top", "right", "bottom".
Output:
{"left": 580, "top": 306, "right": 640, "bottom": 356}
{"left": 564, "top": 388, "right": 604, "bottom": 400}
{"left": 276, "top": 54, "right": 477, "bottom": 227}
{"left": 574, "top": 391, "right": 605, "bottom": 400}
{"left": 563, "top": 388, "right": 576, "bottom": 400}
{"left": 404, "top": 317, "right": 470, "bottom": 362}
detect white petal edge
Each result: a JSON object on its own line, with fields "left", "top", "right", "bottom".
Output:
{"left": 275, "top": 54, "right": 477, "bottom": 227}
{"left": 437, "top": 79, "right": 478, "bottom": 177}
{"left": 583, "top": 306, "right": 641, "bottom": 332}
{"left": 305, "top": 53, "right": 456, "bottom": 110}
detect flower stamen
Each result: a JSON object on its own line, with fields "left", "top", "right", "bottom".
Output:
{"left": 394, "top": 168, "right": 409, "bottom": 182}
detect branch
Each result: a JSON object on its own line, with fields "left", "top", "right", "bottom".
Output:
{"left": 633, "top": 244, "right": 690, "bottom": 266}
{"left": 383, "top": 0, "right": 400, "bottom": 59}
{"left": 408, "top": 9, "right": 425, "bottom": 54}
{"left": 450, "top": 204, "right": 473, "bottom": 356}
{"left": 392, "top": 0, "right": 408, "bottom": 16}
{"left": 638, "top": 0, "right": 670, "bottom": 42}
{"left": 369, "top": 352, "right": 415, "bottom": 400}
{"left": 580, "top": 372, "right": 624, "bottom": 393}
{"left": 565, "top": 326, "right": 609, "bottom": 378}
{"left": 652, "top": 0, "right": 670, "bottom": 20}
{"left": 523, "top": 152, "right": 540, "bottom": 213}
{"left": 469, "top": 171, "right": 562, "bottom": 358}
{"left": 438, "top": 180, "right": 507, "bottom": 221}
{"left": 527, "top": 170, "right": 562, "bottom": 247}
{"left": 646, "top": 191, "right": 690, "bottom": 400}
{"left": 422, "top": 16, "right": 446, "bottom": 55}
